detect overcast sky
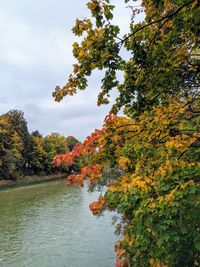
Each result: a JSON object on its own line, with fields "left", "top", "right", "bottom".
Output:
{"left": 0, "top": 0, "right": 140, "bottom": 140}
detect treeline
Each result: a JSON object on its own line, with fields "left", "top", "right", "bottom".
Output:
{"left": 0, "top": 110, "right": 79, "bottom": 180}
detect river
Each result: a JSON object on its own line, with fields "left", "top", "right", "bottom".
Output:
{"left": 0, "top": 179, "right": 116, "bottom": 267}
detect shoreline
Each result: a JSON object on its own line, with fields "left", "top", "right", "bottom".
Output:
{"left": 0, "top": 173, "right": 67, "bottom": 190}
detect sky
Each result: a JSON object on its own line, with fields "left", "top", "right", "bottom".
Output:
{"left": 0, "top": 0, "right": 140, "bottom": 140}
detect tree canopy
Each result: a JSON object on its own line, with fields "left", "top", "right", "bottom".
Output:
{"left": 0, "top": 110, "right": 79, "bottom": 180}
{"left": 53, "top": 0, "right": 199, "bottom": 116}
{"left": 53, "top": 1, "right": 200, "bottom": 266}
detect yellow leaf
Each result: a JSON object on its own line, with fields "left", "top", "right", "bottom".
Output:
{"left": 78, "top": 49, "right": 85, "bottom": 57}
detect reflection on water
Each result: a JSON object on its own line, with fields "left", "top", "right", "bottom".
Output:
{"left": 0, "top": 180, "right": 116, "bottom": 267}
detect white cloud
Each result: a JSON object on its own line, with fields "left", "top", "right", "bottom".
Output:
{"left": 0, "top": 0, "right": 141, "bottom": 140}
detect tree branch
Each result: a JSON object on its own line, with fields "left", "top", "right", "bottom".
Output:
{"left": 120, "top": 0, "right": 195, "bottom": 45}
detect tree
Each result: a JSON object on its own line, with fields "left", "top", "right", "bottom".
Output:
{"left": 55, "top": 97, "right": 200, "bottom": 266}
{"left": 7, "top": 110, "right": 29, "bottom": 145}
{"left": 66, "top": 136, "right": 79, "bottom": 151}
{"left": 53, "top": 0, "right": 199, "bottom": 116}
{"left": 53, "top": 1, "right": 200, "bottom": 266}
{"left": 28, "top": 131, "right": 48, "bottom": 174}
{"left": 0, "top": 111, "right": 75, "bottom": 179}
{"left": 7, "top": 110, "right": 31, "bottom": 167}
{"left": 0, "top": 113, "right": 24, "bottom": 180}
{"left": 43, "top": 133, "right": 68, "bottom": 173}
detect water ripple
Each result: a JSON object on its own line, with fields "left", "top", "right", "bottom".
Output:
{"left": 0, "top": 180, "right": 116, "bottom": 267}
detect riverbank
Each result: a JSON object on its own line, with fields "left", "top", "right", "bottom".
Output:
{"left": 0, "top": 173, "right": 66, "bottom": 190}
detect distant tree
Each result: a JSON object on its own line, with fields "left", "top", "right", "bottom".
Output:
{"left": 7, "top": 110, "right": 31, "bottom": 171}
{"left": 0, "top": 114, "right": 24, "bottom": 180}
{"left": 66, "top": 136, "right": 79, "bottom": 151}
{"left": 44, "top": 133, "right": 67, "bottom": 154}
{"left": 0, "top": 115, "right": 11, "bottom": 179}
{"left": 7, "top": 110, "right": 29, "bottom": 144}
{"left": 0, "top": 111, "right": 77, "bottom": 179}
{"left": 28, "top": 132, "right": 47, "bottom": 174}
{"left": 31, "top": 130, "right": 43, "bottom": 138}
{"left": 44, "top": 133, "right": 67, "bottom": 172}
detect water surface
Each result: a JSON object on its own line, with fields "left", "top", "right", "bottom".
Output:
{"left": 0, "top": 179, "right": 116, "bottom": 267}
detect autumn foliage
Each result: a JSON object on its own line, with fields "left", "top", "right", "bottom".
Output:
{"left": 54, "top": 97, "right": 200, "bottom": 266}
{"left": 53, "top": 0, "right": 200, "bottom": 266}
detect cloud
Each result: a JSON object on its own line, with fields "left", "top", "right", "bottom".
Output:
{"left": 0, "top": 0, "right": 137, "bottom": 140}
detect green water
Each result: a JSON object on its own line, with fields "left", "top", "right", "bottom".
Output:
{"left": 0, "top": 180, "right": 116, "bottom": 267}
